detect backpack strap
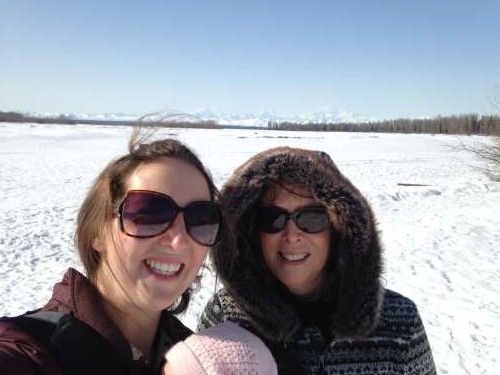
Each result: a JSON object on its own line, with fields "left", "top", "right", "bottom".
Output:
{"left": 25, "top": 311, "right": 66, "bottom": 324}
{"left": 5, "top": 311, "right": 128, "bottom": 375}
{"left": 8, "top": 311, "right": 65, "bottom": 348}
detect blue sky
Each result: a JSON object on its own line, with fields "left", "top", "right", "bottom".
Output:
{"left": 1, "top": 0, "right": 499, "bottom": 119}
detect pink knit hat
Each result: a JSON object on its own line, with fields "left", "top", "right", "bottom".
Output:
{"left": 165, "top": 321, "right": 278, "bottom": 375}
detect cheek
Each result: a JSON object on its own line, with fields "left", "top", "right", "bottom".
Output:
{"left": 109, "top": 231, "right": 134, "bottom": 257}
{"left": 260, "top": 233, "right": 277, "bottom": 248}
{"left": 314, "top": 232, "right": 331, "bottom": 262}
{"left": 191, "top": 246, "right": 209, "bottom": 269}
{"left": 259, "top": 234, "right": 277, "bottom": 264}
{"left": 104, "top": 227, "right": 147, "bottom": 270}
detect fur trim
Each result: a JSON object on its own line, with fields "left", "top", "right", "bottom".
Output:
{"left": 212, "top": 147, "right": 383, "bottom": 343}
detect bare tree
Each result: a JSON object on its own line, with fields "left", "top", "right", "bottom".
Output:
{"left": 453, "top": 86, "right": 500, "bottom": 181}
{"left": 471, "top": 139, "right": 500, "bottom": 181}
{"left": 479, "top": 86, "right": 500, "bottom": 181}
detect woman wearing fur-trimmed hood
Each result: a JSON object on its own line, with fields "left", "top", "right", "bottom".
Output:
{"left": 199, "top": 147, "right": 436, "bottom": 374}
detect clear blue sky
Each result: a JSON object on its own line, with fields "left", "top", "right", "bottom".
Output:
{"left": 1, "top": 0, "right": 499, "bottom": 119}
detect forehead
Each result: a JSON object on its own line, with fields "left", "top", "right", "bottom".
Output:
{"left": 262, "top": 183, "right": 316, "bottom": 207}
{"left": 127, "top": 157, "right": 210, "bottom": 204}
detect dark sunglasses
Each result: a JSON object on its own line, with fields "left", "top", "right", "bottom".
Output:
{"left": 115, "top": 190, "right": 222, "bottom": 246}
{"left": 257, "top": 205, "right": 330, "bottom": 234}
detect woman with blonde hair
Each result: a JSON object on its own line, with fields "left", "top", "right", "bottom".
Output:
{"left": 0, "top": 128, "right": 230, "bottom": 374}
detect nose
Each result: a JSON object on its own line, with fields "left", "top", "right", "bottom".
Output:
{"left": 282, "top": 218, "right": 303, "bottom": 242}
{"left": 158, "top": 212, "right": 189, "bottom": 248}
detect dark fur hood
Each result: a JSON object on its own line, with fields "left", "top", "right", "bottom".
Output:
{"left": 211, "top": 147, "right": 383, "bottom": 343}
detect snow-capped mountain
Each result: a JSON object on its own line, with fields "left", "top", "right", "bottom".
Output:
{"left": 293, "top": 108, "right": 360, "bottom": 124}
{"left": 188, "top": 107, "right": 366, "bottom": 126}
{"left": 24, "top": 111, "right": 138, "bottom": 122}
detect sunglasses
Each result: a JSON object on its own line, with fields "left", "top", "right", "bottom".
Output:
{"left": 257, "top": 205, "right": 330, "bottom": 234}
{"left": 115, "top": 190, "right": 222, "bottom": 246}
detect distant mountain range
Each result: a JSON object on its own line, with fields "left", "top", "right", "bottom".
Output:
{"left": 26, "top": 107, "right": 371, "bottom": 127}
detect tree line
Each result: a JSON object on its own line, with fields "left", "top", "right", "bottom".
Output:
{"left": 2, "top": 110, "right": 500, "bottom": 135}
{"left": 268, "top": 113, "right": 500, "bottom": 135}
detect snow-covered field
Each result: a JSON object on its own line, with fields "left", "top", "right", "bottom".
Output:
{"left": 1, "top": 123, "right": 499, "bottom": 374}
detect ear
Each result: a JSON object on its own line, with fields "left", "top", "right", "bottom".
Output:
{"left": 92, "top": 236, "right": 106, "bottom": 253}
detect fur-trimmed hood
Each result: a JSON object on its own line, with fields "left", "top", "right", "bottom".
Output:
{"left": 211, "top": 147, "right": 383, "bottom": 343}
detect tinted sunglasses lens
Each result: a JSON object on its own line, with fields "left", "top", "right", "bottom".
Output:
{"left": 184, "top": 202, "right": 222, "bottom": 246}
{"left": 121, "top": 192, "right": 176, "bottom": 237}
{"left": 258, "top": 207, "right": 288, "bottom": 233}
{"left": 296, "top": 207, "right": 329, "bottom": 233}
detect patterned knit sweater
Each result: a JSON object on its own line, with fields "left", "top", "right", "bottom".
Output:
{"left": 199, "top": 288, "right": 436, "bottom": 375}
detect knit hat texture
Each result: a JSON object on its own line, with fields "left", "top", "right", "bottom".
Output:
{"left": 165, "top": 321, "right": 277, "bottom": 374}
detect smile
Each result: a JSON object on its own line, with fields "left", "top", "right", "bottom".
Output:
{"left": 279, "top": 252, "right": 309, "bottom": 262}
{"left": 145, "top": 259, "right": 182, "bottom": 276}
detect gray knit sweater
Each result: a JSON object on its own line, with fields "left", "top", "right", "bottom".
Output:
{"left": 199, "top": 288, "right": 436, "bottom": 374}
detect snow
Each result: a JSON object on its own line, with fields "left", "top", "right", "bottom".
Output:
{"left": 1, "top": 122, "right": 499, "bottom": 374}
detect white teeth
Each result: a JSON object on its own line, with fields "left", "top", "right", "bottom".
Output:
{"left": 146, "top": 260, "right": 181, "bottom": 276}
{"left": 281, "top": 253, "right": 308, "bottom": 261}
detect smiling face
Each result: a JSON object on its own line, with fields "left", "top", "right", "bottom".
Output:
{"left": 259, "top": 184, "right": 331, "bottom": 296}
{"left": 94, "top": 157, "right": 211, "bottom": 315}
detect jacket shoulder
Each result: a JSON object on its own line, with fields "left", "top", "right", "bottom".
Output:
{"left": 0, "top": 320, "right": 60, "bottom": 375}
{"left": 379, "top": 289, "right": 426, "bottom": 334}
{"left": 373, "top": 290, "right": 437, "bottom": 373}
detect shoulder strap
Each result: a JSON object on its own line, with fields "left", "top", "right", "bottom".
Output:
{"left": 7, "top": 311, "right": 128, "bottom": 375}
